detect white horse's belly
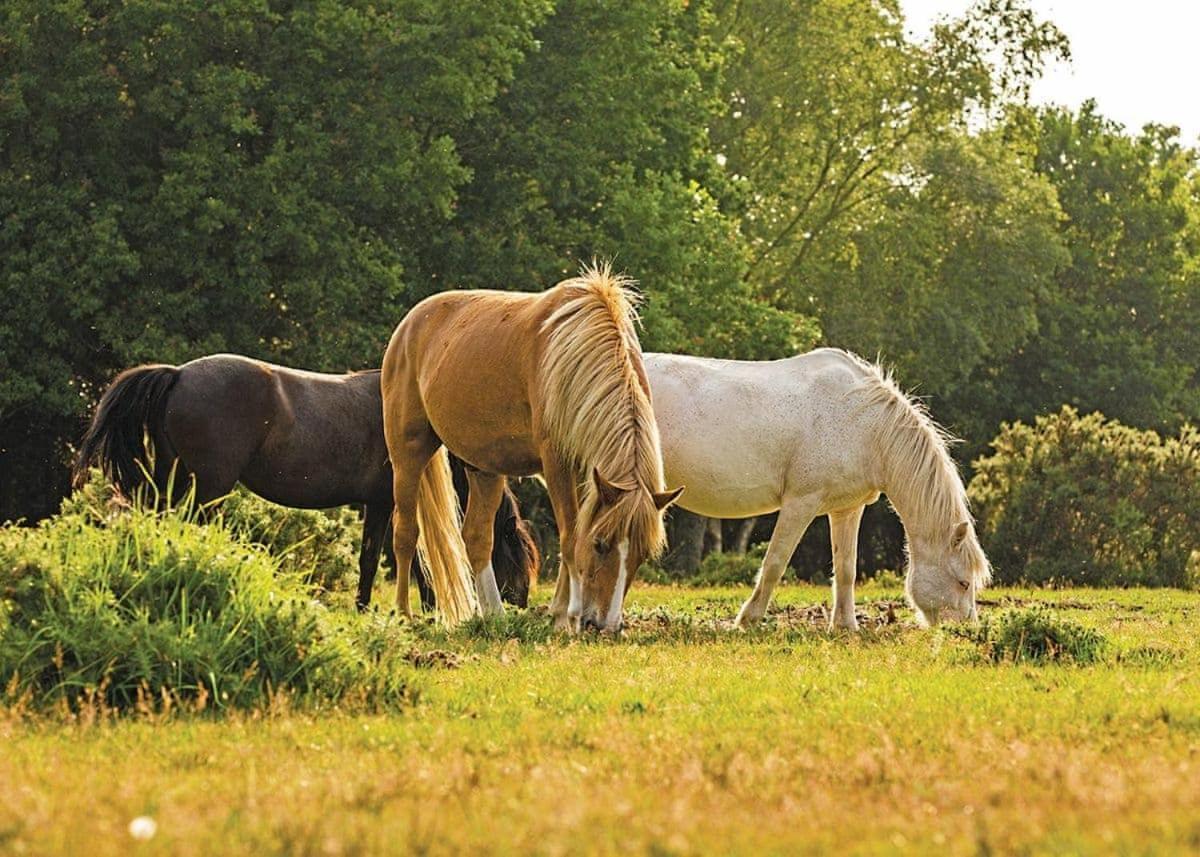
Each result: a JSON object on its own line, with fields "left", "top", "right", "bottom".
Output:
{"left": 646, "top": 351, "right": 878, "bottom": 520}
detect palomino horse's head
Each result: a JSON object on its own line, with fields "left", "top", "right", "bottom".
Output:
{"left": 573, "top": 467, "right": 682, "bottom": 633}
{"left": 904, "top": 521, "right": 991, "bottom": 625}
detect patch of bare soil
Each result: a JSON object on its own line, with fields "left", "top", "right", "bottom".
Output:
{"left": 621, "top": 599, "right": 911, "bottom": 635}
{"left": 767, "top": 600, "right": 908, "bottom": 630}
{"left": 404, "top": 649, "right": 469, "bottom": 669}
{"left": 975, "top": 596, "right": 1144, "bottom": 612}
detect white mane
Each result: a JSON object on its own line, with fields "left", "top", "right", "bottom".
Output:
{"left": 842, "top": 351, "right": 991, "bottom": 585}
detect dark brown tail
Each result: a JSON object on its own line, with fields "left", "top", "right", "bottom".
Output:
{"left": 492, "top": 485, "right": 540, "bottom": 607}
{"left": 73, "top": 364, "right": 181, "bottom": 497}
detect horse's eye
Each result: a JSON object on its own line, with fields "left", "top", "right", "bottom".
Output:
{"left": 958, "top": 578, "right": 971, "bottom": 592}
{"left": 594, "top": 538, "right": 610, "bottom": 555}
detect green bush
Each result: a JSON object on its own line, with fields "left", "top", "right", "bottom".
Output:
{"left": 969, "top": 407, "right": 1200, "bottom": 588}
{"left": 951, "top": 606, "right": 1107, "bottom": 664}
{"left": 66, "top": 471, "right": 363, "bottom": 595}
{"left": 219, "top": 489, "right": 362, "bottom": 594}
{"left": 641, "top": 544, "right": 768, "bottom": 587}
{"left": 0, "top": 501, "right": 416, "bottom": 713}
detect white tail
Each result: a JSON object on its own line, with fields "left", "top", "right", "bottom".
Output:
{"left": 415, "top": 448, "right": 479, "bottom": 625}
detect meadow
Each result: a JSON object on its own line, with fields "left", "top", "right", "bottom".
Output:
{"left": 3, "top": 581, "right": 1198, "bottom": 856}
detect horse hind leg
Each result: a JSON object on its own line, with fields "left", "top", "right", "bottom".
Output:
{"left": 356, "top": 501, "right": 392, "bottom": 611}
{"left": 461, "top": 470, "right": 507, "bottom": 617}
{"left": 735, "top": 495, "right": 819, "bottom": 628}
{"left": 828, "top": 505, "right": 865, "bottom": 631}
{"left": 389, "top": 430, "right": 439, "bottom": 619}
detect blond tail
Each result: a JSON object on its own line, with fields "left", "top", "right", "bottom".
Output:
{"left": 415, "top": 447, "right": 479, "bottom": 625}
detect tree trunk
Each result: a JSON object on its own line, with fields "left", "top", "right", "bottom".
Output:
{"left": 705, "top": 517, "right": 723, "bottom": 555}
{"left": 664, "top": 509, "right": 706, "bottom": 575}
{"left": 733, "top": 516, "right": 758, "bottom": 554}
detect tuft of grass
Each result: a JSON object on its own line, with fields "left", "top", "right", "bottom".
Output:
{"left": 951, "top": 605, "right": 1108, "bottom": 664}
{"left": 0, "top": 495, "right": 418, "bottom": 714}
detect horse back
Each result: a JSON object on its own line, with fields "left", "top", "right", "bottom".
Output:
{"left": 168, "top": 355, "right": 388, "bottom": 506}
{"left": 383, "top": 289, "right": 555, "bottom": 475}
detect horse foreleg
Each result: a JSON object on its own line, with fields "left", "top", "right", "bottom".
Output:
{"left": 356, "top": 501, "right": 392, "bottom": 611}
{"left": 462, "top": 470, "right": 507, "bottom": 617}
{"left": 828, "top": 505, "right": 865, "bottom": 631}
{"left": 735, "top": 496, "right": 818, "bottom": 628}
{"left": 541, "top": 453, "right": 580, "bottom": 632}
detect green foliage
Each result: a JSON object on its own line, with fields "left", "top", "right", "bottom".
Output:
{"left": 952, "top": 606, "right": 1107, "bottom": 664}
{"left": 812, "top": 132, "right": 1068, "bottom": 404}
{"left": 642, "top": 544, "right": 767, "bottom": 587}
{"left": 0, "top": 0, "right": 550, "bottom": 519}
{"left": 969, "top": 407, "right": 1200, "bottom": 588}
{"left": 219, "top": 489, "right": 361, "bottom": 595}
{"left": 711, "top": 0, "right": 1068, "bottom": 302}
{"left": 0, "top": 500, "right": 417, "bottom": 713}
{"left": 425, "top": 0, "right": 811, "bottom": 360}
{"left": 977, "top": 105, "right": 1200, "bottom": 438}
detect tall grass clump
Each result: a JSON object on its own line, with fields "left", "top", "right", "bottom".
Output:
{"left": 952, "top": 606, "right": 1107, "bottom": 664}
{"left": 0, "top": 493, "right": 417, "bottom": 714}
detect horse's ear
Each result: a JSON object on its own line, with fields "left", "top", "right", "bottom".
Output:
{"left": 593, "top": 467, "right": 628, "bottom": 505}
{"left": 653, "top": 485, "right": 685, "bottom": 511}
{"left": 952, "top": 521, "right": 970, "bottom": 548}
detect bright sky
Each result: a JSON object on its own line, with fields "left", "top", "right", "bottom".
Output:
{"left": 900, "top": 0, "right": 1200, "bottom": 143}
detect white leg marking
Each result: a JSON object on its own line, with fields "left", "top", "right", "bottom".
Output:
{"left": 476, "top": 561, "right": 504, "bottom": 616}
{"left": 604, "top": 540, "right": 630, "bottom": 630}
{"left": 568, "top": 570, "right": 582, "bottom": 621}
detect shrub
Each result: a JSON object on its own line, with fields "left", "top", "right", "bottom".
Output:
{"left": 969, "top": 407, "right": 1200, "bottom": 588}
{"left": 641, "top": 544, "right": 768, "bottom": 587}
{"left": 219, "top": 489, "right": 362, "bottom": 594}
{"left": 951, "top": 606, "right": 1107, "bottom": 664}
{"left": 0, "top": 501, "right": 416, "bottom": 713}
{"left": 66, "top": 471, "right": 364, "bottom": 595}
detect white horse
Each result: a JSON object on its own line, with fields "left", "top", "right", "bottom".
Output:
{"left": 644, "top": 348, "right": 990, "bottom": 629}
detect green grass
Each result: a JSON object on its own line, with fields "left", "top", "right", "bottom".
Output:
{"left": 3, "top": 582, "right": 1199, "bottom": 855}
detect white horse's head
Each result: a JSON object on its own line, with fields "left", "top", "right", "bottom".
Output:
{"left": 905, "top": 521, "right": 990, "bottom": 625}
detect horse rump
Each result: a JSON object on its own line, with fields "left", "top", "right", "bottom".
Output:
{"left": 73, "top": 364, "right": 181, "bottom": 498}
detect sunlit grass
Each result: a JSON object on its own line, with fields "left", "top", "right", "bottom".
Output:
{"left": 2, "top": 583, "right": 1198, "bottom": 855}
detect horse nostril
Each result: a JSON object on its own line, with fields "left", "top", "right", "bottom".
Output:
{"left": 581, "top": 616, "right": 603, "bottom": 633}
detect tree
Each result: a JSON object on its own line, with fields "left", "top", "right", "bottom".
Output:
{"left": 979, "top": 104, "right": 1200, "bottom": 436}
{"left": 708, "top": 0, "right": 1068, "bottom": 307}
{"left": 0, "top": 0, "right": 549, "bottom": 518}
{"left": 419, "top": 0, "right": 813, "bottom": 360}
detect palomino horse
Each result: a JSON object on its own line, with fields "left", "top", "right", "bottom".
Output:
{"left": 644, "top": 348, "right": 990, "bottom": 628}
{"left": 73, "top": 355, "right": 538, "bottom": 610}
{"left": 381, "top": 264, "right": 682, "bottom": 629}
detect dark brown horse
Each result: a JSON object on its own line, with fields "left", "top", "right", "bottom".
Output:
{"left": 73, "top": 354, "right": 538, "bottom": 610}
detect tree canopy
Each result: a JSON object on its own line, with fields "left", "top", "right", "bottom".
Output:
{"left": 2, "top": 0, "right": 1198, "bottom": 550}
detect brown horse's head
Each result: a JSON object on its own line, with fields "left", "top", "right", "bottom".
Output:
{"left": 573, "top": 467, "right": 682, "bottom": 633}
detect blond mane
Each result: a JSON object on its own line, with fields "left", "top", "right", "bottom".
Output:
{"left": 844, "top": 351, "right": 991, "bottom": 585}
{"left": 539, "top": 262, "right": 668, "bottom": 557}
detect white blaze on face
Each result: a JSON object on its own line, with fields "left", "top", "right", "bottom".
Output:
{"left": 604, "top": 540, "right": 630, "bottom": 630}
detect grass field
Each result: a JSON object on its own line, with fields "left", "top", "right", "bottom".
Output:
{"left": 3, "top": 581, "right": 1198, "bottom": 855}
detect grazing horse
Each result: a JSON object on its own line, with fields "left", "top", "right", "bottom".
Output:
{"left": 381, "top": 263, "right": 682, "bottom": 630}
{"left": 73, "top": 355, "right": 538, "bottom": 609}
{"left": 644, "top": 348, "right": 991, "bottom": 628}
